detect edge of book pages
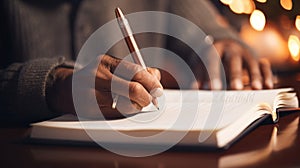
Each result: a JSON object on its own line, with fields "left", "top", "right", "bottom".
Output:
{"left": 30, "top": 88, "right": 299, "bottom": 149}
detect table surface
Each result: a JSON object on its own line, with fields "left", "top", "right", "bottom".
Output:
{"left": 1, "top": 73, "right": 300, "bottom": 168}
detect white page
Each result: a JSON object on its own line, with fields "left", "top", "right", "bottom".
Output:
{"left": 34, "top": 89, "right": 291, "bottom": 132}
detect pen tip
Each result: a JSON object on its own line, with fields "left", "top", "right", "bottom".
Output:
{"left": 155, "top": 105, "right": 160, "bottom": 111}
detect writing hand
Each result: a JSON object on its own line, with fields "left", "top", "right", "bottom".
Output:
{"left": 46, "top": 55, "right": 163, "bottom": 119}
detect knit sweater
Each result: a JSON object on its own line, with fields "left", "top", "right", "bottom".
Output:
{"left": 0, "top": 0, "right": 241, "bottom": 124}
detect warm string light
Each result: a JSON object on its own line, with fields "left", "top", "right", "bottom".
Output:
{"left": 244, "top": 0, "right": 256, "bottom": 14}
{"left": 229, "top": 0, "right": 244, "bottom": 14}
{"left": 219, "top": 0, "right": 299, "bottom": 31}
{"left": 296, "top": 15, "right": 300, "bottom": 31}
{"left": 280, "top": 0, "right": 293, "bottom": 10}
{"left": 220, "top": 0, "right": 233, "bottom": 5}
{"left": 288, "top": 35, "right": 300, "bottom": 61}
{"left": 225, "top": 0, "right": 255, "bottom": 14}
{"left": 250, "top": 10, "right": 266, "bottom": 31}
{"left": 220, "top": 0, "right": 264, "bottom": 30}
{"left": 256, "top": 0, "right": 267, "bottom": 3}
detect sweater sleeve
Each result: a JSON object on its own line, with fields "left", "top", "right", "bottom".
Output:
{"left": 0, "top": 57, "right": 74, "bottom": 125}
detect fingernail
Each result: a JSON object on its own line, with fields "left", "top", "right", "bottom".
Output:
{"left": 252, "top": 80, "right": 262, "bottom": 90}
{"left": 231, "top": 79, "right": 243, "bottom": 90}
{"left": 211, "top": 79, "right": 222, "bottom": 90}
{"left": 190, "top": 81, "right": 200, "bottom": 89}
{"left": 265, "top": 79, "right": 274, "bottom": 89}
{"left": 150, "top": 88, "right": 163, "bottom": 97}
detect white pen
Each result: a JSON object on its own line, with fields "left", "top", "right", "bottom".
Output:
{"left": 114, "top": 7, "right": 163, "bottom": 110}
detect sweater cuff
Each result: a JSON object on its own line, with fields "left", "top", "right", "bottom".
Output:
{"left": 17, "top": 57, "right": 74, "bottom": 122}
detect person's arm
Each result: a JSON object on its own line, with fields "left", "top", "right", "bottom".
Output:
{"left": 0, "top": 55, "right": 162, "bottom": 124}
{"left": 0, "top": 57, "right": 74, "bottom": 124}
{"left": 0, "top": 0, "right": 78, "bottom": 124}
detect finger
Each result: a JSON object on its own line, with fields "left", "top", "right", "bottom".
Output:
{"left": 147, "top": 67, "right": 161, "bottom": 81}
{"left": 145, "top": 67, "right": 162, "bottom": 108}
{"left": 73, "top": 88, "right": 120, "bottom": 119}
{"left": 146, "top": 67, "right": 164, "bottom": 98}
{"left": 73, "top": 55, "right": 112, "bottom": 89}
{"left": 191, "top": 60, "right": 206, "bottom": 89}
{"left": 190, "top": 80, "right": 202, "bottom": 89}
{"left": 76, "top": 55, "right": 124, "bottom": 90}
{"left": 95, "top": 90, "right": 123, "bottom": 118}
{"left": 207, "top": 43, "right": 224, "bottom": 90}
{"left": 115, "top": 95, "right": 143, "bottom": 115}
{"left": 113, "top": 59, "right": 163, "bottom": 97}
{"left": 75, "top": 55, "right": 150, "bottom": 118}
{"left": 73, "top": 88, "right": 140, "bottom": 119}
{"left": 244, "top": 52, "right": 263, "bottom": 90}
{"left": 219, "top": 41, "right": 246, "bottom": 90}
{"left": 94, "top": 55, "right": 154, "bottom": 107}
{"left": 98, "top": 54, "right": 122, "bottom": 73}
{"left": 96, "top": 74, "right": 152, "bottom": 108}
{"left": 259, "top": 58, "right": 274, "bottom": 89}
{"left": 227, "top": 52, "right": 244, "bottom": 90}
{"left": 133, "top": 68, "right": 163, "bottom": 97}
{"left": 95, "top": 91, "right": 142, "bottom": 118}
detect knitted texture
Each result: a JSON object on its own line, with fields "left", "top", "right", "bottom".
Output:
{"left": 0, "top": 57, "right": 70, "bottom": 124}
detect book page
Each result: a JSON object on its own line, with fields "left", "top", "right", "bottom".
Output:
{"left": 34, "top": 89, "right": 293, "bottom": 132}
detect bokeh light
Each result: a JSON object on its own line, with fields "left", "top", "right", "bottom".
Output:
{"left": 250, "top": 10, "right": 266, "bottom": 31}
{"left": 229, "top": 0, "right": 245, "bottom": 14}
{"left": 256, "top": 0, "right": 267, "bottom": 3}
{"left": 296, "top": 15, "right": 300, "bottom": 31}
{"left": 220, "top": 0, "right": 233, "bottom": 5}
{"left": 280, "top": 0, "right": 293, "bottom": 11}
{"left": 288, "top": 35, "right": 300, "bottom": 61}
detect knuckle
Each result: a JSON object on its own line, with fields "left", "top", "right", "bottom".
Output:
{"left": 259, "top": 58, "right": 271, "bottom": 68}
{"left": 149, "top": 68, "right": 161, "bottom": 80}
{"left": 99, "top": 54, "right": 111, "bottom": 64}
{"left": 133, "top": 71, "right": 143, "bottom": 81}
{"left": 129, "top": 82, "right": 144, "bottom": 96}
{"left": 99, "top": 55, "right": 120, "bottom": 72}
{"left": 132, "top": 67, "right": 145, "bottom": 80}
{"left": 132, "top": 102, "right": 143, "bottom": 111}
{"left": 129, "top": 82, "right": 151, "bottom": 106}
{"left": 140, "top": 97, "right": 151, "bottom": 107}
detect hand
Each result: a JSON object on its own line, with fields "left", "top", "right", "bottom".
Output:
{"left": 192, "top": 40, "right": 274, "bottom": 90}
{"left": 46, "top": 55, "right": 163, "bottom": 119}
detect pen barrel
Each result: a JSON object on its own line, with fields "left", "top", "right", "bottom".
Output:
{"left": 115, "top": 7, "right": 161, "bottom": 110}
{"left": 117, "top": 17, "right": 147, "bottom": 69}
{"left": 124, "top": 36, "right": 147, "bottom": 69}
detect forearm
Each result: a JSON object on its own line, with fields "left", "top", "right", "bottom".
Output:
{"left": 0, "top": 57, "right": 74, "bottom": 124}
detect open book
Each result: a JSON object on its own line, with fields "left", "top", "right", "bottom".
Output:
{"left": 30, "top": 88, "right": 298, "bottom": 149}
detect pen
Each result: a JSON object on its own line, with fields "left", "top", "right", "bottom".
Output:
{"left": 114, "top": 7, "right": 162, "bottom": 110}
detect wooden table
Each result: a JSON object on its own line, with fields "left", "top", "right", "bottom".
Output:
{"left": 1, "top": 73, "right": 299, "bottom": 168}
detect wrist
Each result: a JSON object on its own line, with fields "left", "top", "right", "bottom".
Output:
{"left": 46, "top": 67, "right": 75, "bottom": 115}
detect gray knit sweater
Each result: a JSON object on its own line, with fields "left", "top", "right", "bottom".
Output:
{"left": 0, "top": 0, "right": 241, "bottom": 124}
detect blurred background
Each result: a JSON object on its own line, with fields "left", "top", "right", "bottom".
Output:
{"left": 212, "top": 0, "right": 300, "bottom": 74}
